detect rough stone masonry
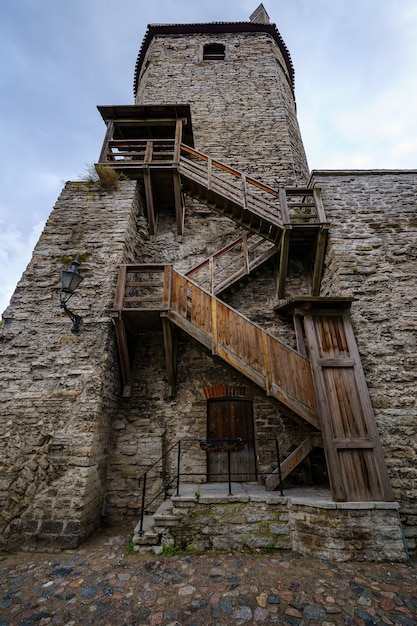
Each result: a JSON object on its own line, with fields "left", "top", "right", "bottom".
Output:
{"left": 0, "top": 12, "right": 415, "bottom": 558}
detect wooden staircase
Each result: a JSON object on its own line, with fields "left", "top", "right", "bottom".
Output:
{"left": 98, "top": 138, "right": 329, "bottom": 298}
{"left": 105, "top": 131, "right": 394, "bottom": 503}
{"left": 111, "top": 264, "right": 319, "bottom": 430}
{"left": 185, "top": 232, "right": 278, "bottom": 297}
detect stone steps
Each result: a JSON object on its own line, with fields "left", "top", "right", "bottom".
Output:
{"left": 132, "top": 497, "right": 183, "bottom": 547}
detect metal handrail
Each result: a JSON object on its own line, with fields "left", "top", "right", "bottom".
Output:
{"left": 136, "top": 437, "right": 283, "bottom": 536}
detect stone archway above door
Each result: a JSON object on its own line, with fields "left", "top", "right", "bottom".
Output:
{"left": 203, "top": 385, "right": 256, "bottom": 400}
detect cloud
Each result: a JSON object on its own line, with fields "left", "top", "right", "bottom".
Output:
{"left": 0, "top": 220, "right": 45, "bottom": 315}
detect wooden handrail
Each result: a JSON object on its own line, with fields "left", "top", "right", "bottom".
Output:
{"left": 112, "top": 263, "right": 319, "bottom": 426}
{"left": 180, "top": 144, "right": 279, "bottom": 197}
{"left": 98, "top": 139, "right": 326, "bottom": 226}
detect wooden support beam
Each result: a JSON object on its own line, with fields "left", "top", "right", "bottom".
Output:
{"left": 173, "top": 171, "right": 184, "bottom": 241}
{"left": 311, "top": 224, "right": 329, "bottom": 296}
{"left": 98, "top": 121, "right": 114, "bottom": 163}
{"left": 262, "top": 333, "right": 272, "bottom": 395}
{"left": 161, "top": 314, "right": 176, "bottom": 397}
{"left": 313, "top": 187, "right": 327, "bottom": 222}
{"left": 265, "top": 436, "right": 313, "bottom": 491}
{"left": 143, "top": 170, "right": 157, "bottom": 235}
{"left": 173, "top": 119, "right": 183, "bottom": 164}
{"left": 277, "top": 226, "right": 291, "bottom": 299}
{"left": 279, "top": 188, "right": 290, "bottom": 224}
{"left": 211, "top": 296, "right": 218, "bottom": 355}
{"left": 111, "top": 312, "right": 134, "bottom": 397}
{"left": 293, "top": 313, "right": 307, "bottom": 358}
{"left": 113, "top": 265, "right": 127, "bottom": 310}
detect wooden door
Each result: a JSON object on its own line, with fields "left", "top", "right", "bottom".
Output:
{"left": 303, "top": 312, "right": 394, "bottom": 502}
{"left": 207, "top": 398, "right": 256, "bottom": 482}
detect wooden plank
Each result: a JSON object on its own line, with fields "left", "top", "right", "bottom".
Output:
{"left": 241, "top": 174, "right": 248, "bottom": 211}
{"left": 173, "top": 119, "right": 183, "bottom": 163}
{"left": 143, "top": 170, "right": 157, "bottom": 235}
{"left": 333, "top": 438, "right": 376, "bottom": 449}
{"left": 113, "top": 265, "right": 127, "bottom": 310}
{"left": 265, "top": 436, "right": 313, "bottom": 491}
{"left": 262, "top": 333, "right": 272, "bottom": 395}
{"left": 303, "top": 312, "right": 394, "bottom": 501}
{"left": 173, "top": 172, "right": 184, "bottom": 239}
{"left": 311, "top": 225, "right": 329, "bottom": 296}
{"left": 303, "top": 314, "right": 346, "bottom": 500}
{"left": 111, "top": 313, "right": 133, "bottom": 397}
{"left": 313, "top": 187, "right": 327, "bottom": 222}
{"left": 277, "top": 226, "right": 291, "bottom": 299}
{"left": 211, "top": 296, "right": 218, "bottom": 355}
{"left": 294, "top": 314, "right": 307, "bottom": 358}
{"left": 167, "top": 310, "right": 212, "bottom": 351}
{"left": 318, "top": 358, "right": 355, "bottom": 367}
{"left": 279, "top": 188, "right": 290, "bottom": 224}
{"left": 161, "top": 315, "right": 176, "bottom": 397}
{"left": 162, "top": 265, "right": 172, "bottom": 308}
{"left": 98, "top": 120, "right": 114, "bottom": 163}
{"left": 207, "top": 157, "right": 212, "bottom": 190}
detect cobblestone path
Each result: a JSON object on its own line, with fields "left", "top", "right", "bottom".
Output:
{"left": 0, "top": 528, "right": 416, "bottom": 625}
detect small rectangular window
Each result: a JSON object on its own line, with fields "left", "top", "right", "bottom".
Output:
{"left": 203, "top": 43, "right": 225, "bottom": 61}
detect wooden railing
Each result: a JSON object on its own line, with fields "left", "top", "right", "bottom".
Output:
{"left": 101, "top": 138, "right": 178, "bottom": 165}
{"left": 180, "top": 145, "right": 326, "bottom": 225}
{"left": 185, "top": 232, "right": 277, "bottom": 295}
{"left": 98, "top": 139, "right": 326, "bottom": 227}
{"left": 112, "top": 264, "right": 319, "bottom": 426}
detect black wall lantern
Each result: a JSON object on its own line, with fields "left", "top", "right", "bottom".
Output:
{"left": 60, "top": 257, "right": 84, "bottom": 333}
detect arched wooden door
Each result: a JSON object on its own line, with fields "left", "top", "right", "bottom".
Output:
{"left": 207, "top": 398, "right": 256, "bottom": 482}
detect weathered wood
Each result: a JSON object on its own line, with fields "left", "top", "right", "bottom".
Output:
{"left": 173, "top": 172, "right": 184, "bottom": 239}
{"left": 313, "top": 187, "right": 327, "bottom": 222}
{"left": 265, "top": 436, "right": 313, "bottom": 491}
{"left": 113, "top": 265, "right": 127, "bottom": 310}
{"left": 111, "top": 312, "right": 134, "bottom": 397}
{"left": 143, "top": 170, "right": 157, "bottom": 235}
{"left": 99, "top": 120, "right": 115, "bottom": 163}
{"left": 303, "top": 311, "right": 394, "bottom": 502}
{"left": 279, "top": 188, "right": 290, "bottom": 224}
{"left": 293, "top": 314, "right": 307, "bottom": 358}
{"left": 168, "top": 271, "right": 319, "bottom": 427}
{"left": 161, "top": 314, "right": 176, "bottom": 397}
{"left": 277, "top": 226, "right": 291, "bottom": 299}
{"left": 311, "top": 224, "right": 329, "bottom": 296}
{"left": 173, "top": 118, "right": 183, "bottom": 163}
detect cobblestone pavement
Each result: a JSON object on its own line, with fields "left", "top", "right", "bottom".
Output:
{"left": 0, "top": 527, "right": 416, "bottom": 626}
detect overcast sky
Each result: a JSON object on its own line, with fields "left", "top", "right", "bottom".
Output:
{"left": 1, "top": 0, "right": 416, "bottom": 315}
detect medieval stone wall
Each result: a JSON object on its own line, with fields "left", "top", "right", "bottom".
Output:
{"left": 313, "top": 170, "right": 417, "bottom": 552}
{"left": 103, "top": 194, "right": 306, "bottom": 525}
{"left": 0, "top": 179, "right": 143, "bottom": 548}
{"left": 136, "top": 32, "right": 309, "bottom": 187}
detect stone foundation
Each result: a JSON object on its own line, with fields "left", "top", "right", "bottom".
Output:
{"left": 149, "top": 484, "right": 408, "bottom": 562}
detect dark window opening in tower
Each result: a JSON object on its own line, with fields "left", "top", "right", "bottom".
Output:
{"left": 203, "top": 43, "right": 225, "bottom": 60}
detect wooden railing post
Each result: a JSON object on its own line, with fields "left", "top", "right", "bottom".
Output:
{"left": 279, "top": 188, "right": 290, "bottom": 224}
{"left": 211, "top": 296, "right": 218, "bottom": 355}
{"left": 98, "top": 120, "right": 114, "bottom": 163}
{"left": 162, "top": 265, "right": 172, "bottom": 308}
{"left": 173, "top": 119, "right": 182, "bottom": 163}
{"left": 313, "top": 187, "right": 327, "bottom": 222}
{"left": 242, "top": 234, "right": 249, "bottom": 275}
{"left": 144, "top": 140, "right": 153, "bottom": 164}
{"left": 241, "top": 174, "right": 248, "bottom": 210}
{"left": 209, "top": 257, "right": 214, "bottom": 294}
{"left": 113, "top": 265, "right": 127, "bottom": 310}
{"left": 207, "top": 157, "right": 212, "bottom": 190}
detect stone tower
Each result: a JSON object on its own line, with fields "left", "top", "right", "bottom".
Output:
{"left": 0, "top": 6, "right": 415, "bottom": 560}
{"left": 134, "top": 17, "right": 309, "bottom": 186}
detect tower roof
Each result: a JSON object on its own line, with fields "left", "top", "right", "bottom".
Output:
{"left": 133, "top": 21, "right": 295, "bottom": 97}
